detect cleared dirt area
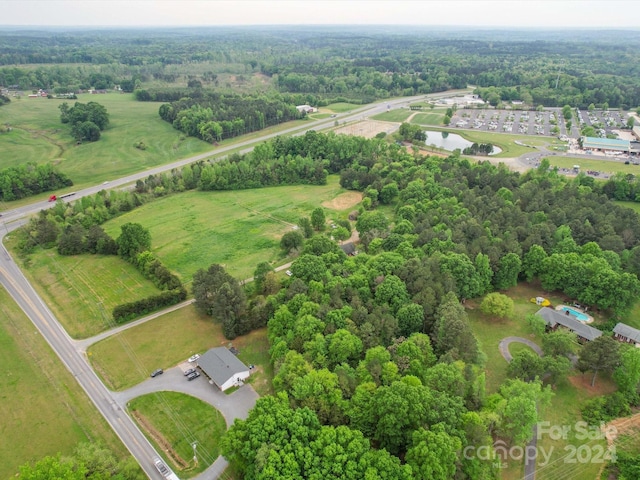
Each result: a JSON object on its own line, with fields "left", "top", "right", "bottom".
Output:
{"left": 334, "top": 120, "right": 400, "bottom": 139}
{"left": 322, "top": 191, "right": 363, "bottom": 210}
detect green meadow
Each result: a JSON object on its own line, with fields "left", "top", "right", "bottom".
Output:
{"left": 103, "top": 177, "right": 353, "bottom": 281}
{"left": 129, "top": 392, "right": 226, "bottom": 478}
{"left": 371, "top": 109, "right": 413, "bottom": 122}
{"left": 12, "top": 248, "right": 161, "bottom": 338}
{"left": 0, "top": 286, "right": 125, "bottom": 479}
{"left": 411, "top": 112, "right": 446, "bottom": 125}
{"left": 468, "top": 283, "right": 611, "bottom": 480}
{"left": 88, "top": 304, "right": 273, "bottom": 394}
{"left": 0, "top": 93, "right": 212, "bottom": 187}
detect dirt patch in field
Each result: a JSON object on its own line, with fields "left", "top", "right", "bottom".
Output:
{"left": 322, "top": 191, "right": 363, "bottom": 211}
{"left": 603, "top": 411, "right": 640, "bottom": 447}
{"left": 334, "top": 120, "right": 400, "bottom": 139}
{"left": 131, "top": 410, "right": 189, "bottom": 469}
{"left": 567, "top": 374, "right": 617, "bottom": 396}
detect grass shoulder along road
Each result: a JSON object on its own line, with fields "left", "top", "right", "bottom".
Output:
{"left": 0, "top": 286, "right": 127, "bottom": 479}
{"left": 129, "top": 391, "right": 226, "bottom": 478}
{"left": 88, "top": 304, "right": 274, "bottom": 394}
{"left": 6, "top": 244, "right": 162, "bottom": 339}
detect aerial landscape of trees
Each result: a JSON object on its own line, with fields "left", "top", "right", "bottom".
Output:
{"left": 4, "top": 25, "right": 640, "bottom": 480}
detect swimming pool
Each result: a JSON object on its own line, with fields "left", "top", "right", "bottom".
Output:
{"left": 561, "top": 306, "right": 589, "bottom": 322}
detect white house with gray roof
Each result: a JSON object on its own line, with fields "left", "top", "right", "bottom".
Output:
{"left": 197, "top": 347, "right": 250, "bottom": 391}
{"left": 613, "top": 323, "right": 640, "bottom": 347}
{"left": 536, "top": 307, "right": 602, "bottom": 342}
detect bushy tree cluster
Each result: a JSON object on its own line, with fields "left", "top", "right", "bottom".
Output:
{"left": 112, "top": 287, "right": 186, "bottom": 323}
{"left": 0, "top": 162, "right": 72, "bottom": 201}
{"left": 57, "top": 224, "right": 117, "bottom": 256}
{"left": 59, "top": 101, "right": 109, "bottom": 142}
{"left": 111, "top": 223, "right": 186, "bottom": 322}
{"left": 157, "top": 92, "right": 302, "bottom": 142}
{"left": 18, "top": 442, "right": 143, "bottom": 480}
{"left": 192, "top": 264, "right": 250, "bottom": 339}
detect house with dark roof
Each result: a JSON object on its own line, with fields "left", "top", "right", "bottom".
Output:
{"left": 339, "top": 242, "right": 357, "bottom": 256}
{"left": 535, "top": 307, "right": 602, "bottom": 342}
{"left": 197, "top": 347, "right": 250, "bottom": 391}
{"left": 613, "top": 323, "right": 640, "bottom": 347}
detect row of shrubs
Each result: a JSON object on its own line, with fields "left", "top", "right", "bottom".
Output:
{"left": 112, "top": 287, "right": 187, "bottom": 323}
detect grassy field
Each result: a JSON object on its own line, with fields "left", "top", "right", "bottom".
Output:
{"left": 468, "top": 283, "right": 617, "bottom": 480}
{"left": 0, "top": 286, "right": 126, "bottom": 479}
{"left": 547, "top": 156, "right": 640, "bottom": 176}
{"left": 371, "top": 109, "right": 413, "bottom": 122}
{"left": 616, "top": 200, "right": 640, "bottom": 214}
{"left": 88, "top": 303, "right": 274, "bottom": 394}
{"left": 0, "top": 93, "right": 212, "bottom": 188}
{"left": 417, "top": 127, "right": 542, "bottom": 158}
{"left": 324, "top": 102, "right": 362, "bottom": 113}
{"left": 102, "top": 176, "right": 356, "bottom": 281}
{"left": 411, "top": 112, "right": 446, "bottom": 125}
{"left": 129, "top": 392, "right": 226, "bottom": 478}
{"left": 11, "top": 248, "right": 161, "bottom": 339}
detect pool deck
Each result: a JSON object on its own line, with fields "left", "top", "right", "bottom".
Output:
{"left": 555, "top": 304, "right": 594, "bottom": 324}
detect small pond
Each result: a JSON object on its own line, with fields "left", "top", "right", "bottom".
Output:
{"left": 424, "top": 130, "right": 502, "bottom": 155}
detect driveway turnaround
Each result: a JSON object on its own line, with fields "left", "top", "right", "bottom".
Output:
{"left": 112, "top": 367, "right": 259, "bottom": 479}
{"left": 112, "top": 367, "right": 259, "bottom": 427}
{"left": 498, "top": 336, "right": 543, "bottom": 363}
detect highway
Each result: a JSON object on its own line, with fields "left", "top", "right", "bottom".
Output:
{"left": 0, "top": 90, "right": 462, "bottom": 478}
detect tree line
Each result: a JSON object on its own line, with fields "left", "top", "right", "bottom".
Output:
{"left": 2, "top": 28, "right": 640, "bottom": 108}
{"left": 0, "top": 162, "right": 72, "bottom": 201}
{"left": 15, "top": 128, "right": 640, "bottom": 477}
{"left": 154, "top": 92, "right": 303, "bottom": 142}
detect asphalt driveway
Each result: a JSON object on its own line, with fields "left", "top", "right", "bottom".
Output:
{"left": 111, "top": 366, "right": 259, "bottom": 427}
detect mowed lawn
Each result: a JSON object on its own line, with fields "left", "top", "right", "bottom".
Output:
{"left": 88, "top": 304, "right": 273, "bottom": 393}
{"left": 468, "top": 283, "right": 613, "bottom": 480}
{"left": 411, "top": 112, "right": 445, "bottom": 125}
{"left": 103, "top": 178, "right": 352, "bottom": 281}
{"left": 16, "top": 250, "right": 161, "bottom": 339}
{"left": 371, "top": 109, "right": 413, "bottom": 122}
{"left": 0, "top": 93, "right": 212, "bottom": 187}
{"left": 548, "top": 156, "right": 640, "bottom": 176}
{"left": 0, "top": 286, "right": 126, "bottom": 479}
{"left": 418, "top": 127, "right": 542, "bottom": 158}
{"left": 129, "top": 392, "right": 226, "bottom": 478}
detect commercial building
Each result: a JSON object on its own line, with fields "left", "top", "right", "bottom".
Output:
{"left": 197, "top": 347, "right": 250, "bottom": 391}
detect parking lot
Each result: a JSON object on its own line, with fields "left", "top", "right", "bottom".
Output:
{"left": 449, "top": 107, "right": 631, "bottom": 140}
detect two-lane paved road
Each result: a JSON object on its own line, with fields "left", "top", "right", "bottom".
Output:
{"left": 0, "top": 245, "right": 168, "bottom": 479}
{"left": 0, "top": 90, "right": 468, "bottom": 478}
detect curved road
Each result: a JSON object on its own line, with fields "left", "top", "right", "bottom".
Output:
{"left": 0, "top": 91, "right": 464, "bottom": 479}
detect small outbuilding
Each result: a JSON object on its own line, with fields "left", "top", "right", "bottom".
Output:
{"left": 536, "top": 307, "right": 602, "bottom": 343}
{"left": 197, "top": 347, "right": 250, "bottom": 391}
{"left": 613, "top": 323, "right": 640, "bottom": 347}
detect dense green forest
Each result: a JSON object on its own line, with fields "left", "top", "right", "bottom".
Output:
{"left": 1, "top": 27, "right": 640, "bottom": 108}
{"left": 16, "top": 129, "right": 640, "bottom": 478}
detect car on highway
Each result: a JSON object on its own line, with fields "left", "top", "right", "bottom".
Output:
{"left": 150, "top": 368, "right": 163, "bottom": 377}
{"left": 183, "top": 367, "right": 196, "bottom": 376}
{"left": 187, "top": 371, "right": 200, "bottom": 381}
{"left": 188, "top": 353, "right": 200, "bottom": 363}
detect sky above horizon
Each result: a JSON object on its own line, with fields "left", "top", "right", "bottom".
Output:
{"left": 1, "top": 0, "right": 640, "bottom": 28}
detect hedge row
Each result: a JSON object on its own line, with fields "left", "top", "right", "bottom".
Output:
{"left": 112, "top": 287, "right": 187, "bottom": 324}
